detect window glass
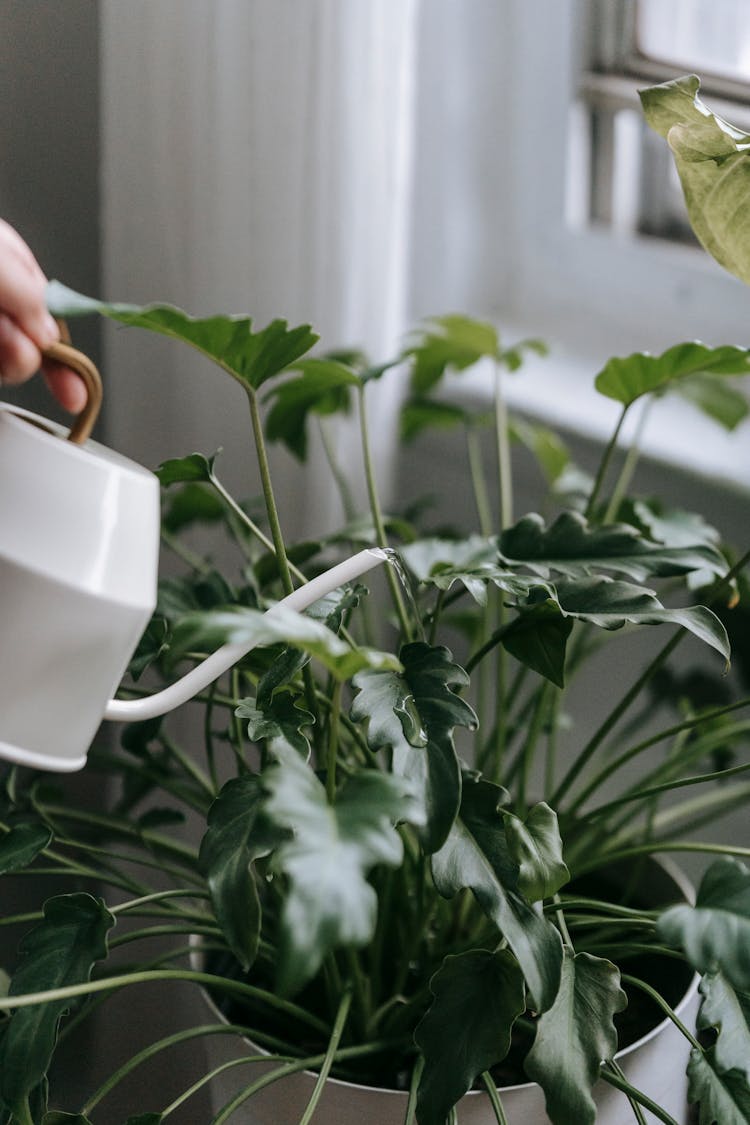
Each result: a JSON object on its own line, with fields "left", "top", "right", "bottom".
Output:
{"left": 636, "top": 0, "right": 750, "bottom": 84}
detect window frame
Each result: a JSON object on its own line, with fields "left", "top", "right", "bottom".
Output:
{"left": 464, "top": 0, "right": 750, "bottom": 489}
{"left": 504, "top": 0, "right": 750, "bottom": 356}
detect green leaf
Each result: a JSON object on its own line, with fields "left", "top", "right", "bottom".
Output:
{"left": 400, "top": 536, "right": 546, "bottom": 606}
{"left": 550, "top": 576, "right": 730, "bottom": 662}
{"left": 351, "top": 643, "right": 477, "bottom": 853}
{"left": 237, "top": 691, "right": 314, "bottom": 759}
{"left": 42, "top": 1114, "right": 95, "bottom": 1124}
{"left": 0, "top": 822, "right": 52, "bottom": 874}
{"left": 525, "top": 950, "right": 627, "bottom": 1125}
{"left": 677, "top": 371, "right": 750, "bottom": 431}
{"left": 414, "top": 949, "right": 526, "bottom": 1125}
{"left": 640, "top": 75, "right": 750, "bottom": 286}
{"left": 251, "top": 579, "right": 364, "bottom": 706}
{"left": 169, "top": 602, "right": 402, "bottom": 681}
{"left": 499, "top": 511, "right": 728, "bottom": 583}
{"left": 46, "top": 281, "right": 318, "bottom": 391}
{"left": 403, "top": 314, "right": 501, "bottom": 394}
{"left": 137, "top": 808, "right": 185, "bottom": 831}
{"left": 510, "top": 416, "right": 571, "bottom": 485}
{"left": 263, "top": 744, "right": 424, "bottom": 994}
{"left": 399, "top": 398, "right": 479, "bottom": 442}
{"left": 698, "top": 971, "right": 750, "bottom": 1084}
{"left": 503, "top": 802, "right": 569, "bottom": 902}
{"left": 658, "top": 858, "right": 750, "bottom": 993}
{"left": 431, "top": 774, "right": 563, "bottom": 1011}
{"left": 687, "top": 1047, "right": 750, "bottom": 1124}
{"left": 595, "top": 341, "right": 750, "bottom": 412}
{"left": 499, "top": 602, "right": 573, "bottom": 688}
{"left": 264, "top": 359, "right": 358, "bottom": 460}
{"left": 625, "top": 498, "right": 722, "bottom": 551}
{"left": 155, "top": 452, "right": 217, "bottom": 486}
{"left": 199, "top": 775, "right": 280, "bottom": 972}
{"left": 128, "top": 618, "right": 170, "bottom": 682}
{"left": 162, "top": 483, "right": 226, "bottom": 534}
{"left": 0, "top": 894, "right": 114, "bottom": 1117}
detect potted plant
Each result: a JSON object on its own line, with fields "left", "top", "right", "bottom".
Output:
{"left": 1, "top": 75, "right": 750, "bottom": 1125}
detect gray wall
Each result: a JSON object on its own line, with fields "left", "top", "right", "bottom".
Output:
{"left": 0, "top": 0, "right": 101, "bottom": 425}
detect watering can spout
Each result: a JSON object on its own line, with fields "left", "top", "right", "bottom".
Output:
{"left": 103, "top": 548, "right": 389, "bottom": 724}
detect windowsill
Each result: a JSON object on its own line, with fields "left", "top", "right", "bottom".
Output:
{"left": 441, "top": 322, "right": 750, "bottom": 497}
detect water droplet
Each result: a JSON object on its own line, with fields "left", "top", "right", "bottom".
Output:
{"left": 395, "top": 693, "right": 428, "bottom": 748}
{"left": 380, "top": 548, "right": 424, "bottom": 640}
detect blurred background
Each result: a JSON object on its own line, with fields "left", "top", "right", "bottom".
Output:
{"left": 3, "top": 0, "right": 750, "bottom": 532}
{"left": 2, "top": 0, "right": 750, "bottom": 1117}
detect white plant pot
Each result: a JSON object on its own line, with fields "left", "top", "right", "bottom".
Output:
{"left": 197, "top": 858, "right": 699, "bottom": 1124}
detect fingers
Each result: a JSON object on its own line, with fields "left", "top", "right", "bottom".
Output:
{"left": 0, "top": 220, "right": 59, "bottom": 351}
{"left": 0, "top": 312, "right": 45, "bottom": 384}
{"left": 0, "top": 220, "right": 87, "bottom": 414}
{"left": 42, "top": 360, "right": 88, "bottom": 414}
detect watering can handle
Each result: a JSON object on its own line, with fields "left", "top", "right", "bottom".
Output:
{"left": 42, "top": 323, "right": 103, "bottom": 444}
{"left": 103, "top": 547, "right": 389, "bottom": 723}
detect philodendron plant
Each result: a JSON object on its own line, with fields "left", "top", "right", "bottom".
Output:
{"left": 1, "top": 76, "right": 750, "bottom": 1125}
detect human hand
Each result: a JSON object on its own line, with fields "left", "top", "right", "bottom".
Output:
{"left": 0, "top": 219, "right": 86, "bottom": 412}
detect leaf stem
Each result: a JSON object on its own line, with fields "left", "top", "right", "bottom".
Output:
{"left": 599, "top": 1065, "right": 679, "bottom": 1125}
{"left": 585, "top": 404, "right": 628, "bottom": 520}
{"left": 0, "top": 969, "right": 330, "bottom": 1036}
{"left": 210, "top": 471, "right": 309, "bottom": 586}
{"left": 319, "top": 417, "right": 358, "bottom": 522}
{"left": 482, "top": 1071, "right": 510, "bottom": 1125}
{"left": 405, "top": 1055, "right": 424, "bottom": 1125}
{"left": 603, "top": 400, "right": 652, "bottom": 523}
{"left": 298, "top": 985, "right": 353, "bottom": 1125}
{"left": 495, "top": 361, "right": 512, "bottom": 531}
{"left": 326, "top": 681, "right": 343, "bottom": 803}
{"left": 569, "top": 696, "right": 750, "bottom": 816}
{"left": 82, "top": 1023, "right": 254, "bottom": 1114}
{"left": 467, "top": 428, "right": 493, "bottom": 537}
{"left": 572, "top": 839, "right": 750, "bottom": 878}
{"left": 247, "top": 388, "right": 294, "bottom": 597}
{"left": 358, "top": 384, "right": 411, "bottom": 637}
{"left": 620, "top": 973, "right": 701, "bottom": 1050}
{"left": 550, "top": 629, "right": 684, "bottom": 808}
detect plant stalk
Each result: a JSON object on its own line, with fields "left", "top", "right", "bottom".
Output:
{"left": 358, "top": 383, "right": 411, "bottom": 637}
{"left": 247, "top": 388, "right": 295, "bottom": 597}
{"left": 298, "top": 985, "right": 353, "bottom": 1125}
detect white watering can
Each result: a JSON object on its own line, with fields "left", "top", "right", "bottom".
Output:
{"left": 0, "top": 338, "right": 386, "bottom": 773}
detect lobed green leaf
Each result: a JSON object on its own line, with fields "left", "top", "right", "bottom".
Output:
{"left": 524, "top": 950, "right": 627, "bottom": 1125}
{"left": 263, "top": 359, "right": 359, "bottom": 460}
{"left": 0, "top": 822, "right": 52, "bottom": 875}
{"left": 351, "top": 643, "right": 477, "bottom": 853}
{"left": 641, "top": 74, "right": 750, "bottom": 286}
{"left": 431, "top": 775, "right": 563, "bottom": 1011}
{"left": 169, "top": 602, "right": 401, "bottom": 681}
{"left": 47, "top": 281, "right": 318, "bottom": 391}
{"left": 263, "top": 744, "right": 423, "bottom": 994}
{"left": 503, "top": 802, "right": 570, "bottom": 902}
{"left": 595, "top": 342, "right": 750, "bottom": 412}
{"left": 698, "top": 971, "right": 750, "bottom": 1084}
{"left": 658, "top": 858, "right": 750, "bottom": 992}
{"left": 499, "top": 511, "right": 728, "bottom": 584}
{"left": 0, "top": 895, "right": 114, "bottom": 1118}
{"left": 199, "top": 775, "right": 281, "bottom": 972}
{"left": 687, "top": 1047, "right": 750, "bottom": 1124}
{"left": 415, "top": 949, "right": 526, "bottom": 1125}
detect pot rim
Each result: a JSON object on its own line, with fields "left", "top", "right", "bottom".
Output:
{"left": 193, "top": 853, "right": 699, "bottom": 1103}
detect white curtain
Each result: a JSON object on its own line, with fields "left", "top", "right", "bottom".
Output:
{"left": 100, "top": 0, "right": 420, "bottom": 537}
